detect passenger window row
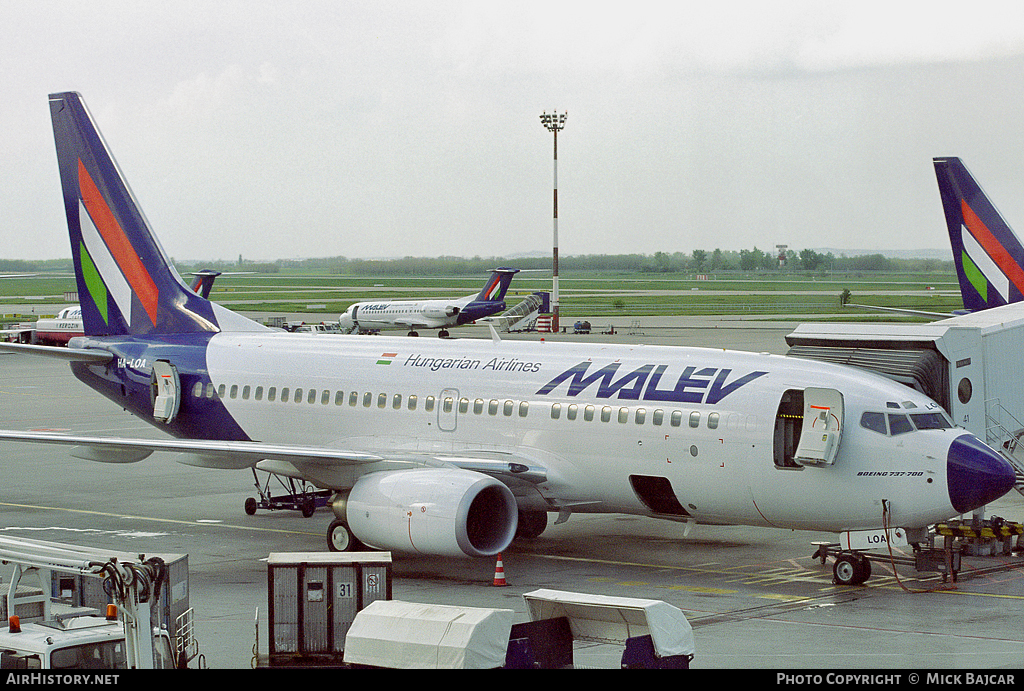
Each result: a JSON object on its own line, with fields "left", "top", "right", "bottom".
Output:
{"left": 191, "top": 381, "right": 723, "bottom": 428}
{"left": 549, "top": 403, "right": 720, "bottom": 429}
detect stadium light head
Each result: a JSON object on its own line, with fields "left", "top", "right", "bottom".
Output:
{"left": 540, "top": 110, "right": 567, "bottom": 132}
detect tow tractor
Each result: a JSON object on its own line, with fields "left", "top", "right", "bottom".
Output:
{"left": 812, "top": 512, "right": 1023, "bottom": 587}
{"left": 812, "top": 532, "right": 962, "bottom": 587}
{"left": 0, "top": 536, "right": 200, "bottom": 669}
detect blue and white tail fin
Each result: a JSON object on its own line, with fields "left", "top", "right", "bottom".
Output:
{"left": 49, "top": 92, "right": 263, "bottom": 337}
{"left": 473, "top": 268, "right": 519, "bottom": 303}
{"left": 934, "top": 157, "right": 1024, "bottom": 312}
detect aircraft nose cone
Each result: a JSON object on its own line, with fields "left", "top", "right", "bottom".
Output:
{"left": 947, "top": 434, "right": 1017, "bottom": 514}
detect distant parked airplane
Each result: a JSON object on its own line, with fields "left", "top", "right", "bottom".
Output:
{"left": 337, "top": 269, "right": 519, "bottom": 337}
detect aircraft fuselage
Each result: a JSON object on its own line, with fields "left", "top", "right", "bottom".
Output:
{"left": 68, "top": 331, "right": 995, "bottom": 534}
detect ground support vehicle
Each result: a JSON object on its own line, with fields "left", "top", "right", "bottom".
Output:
{"left": 341, "top": 588, "right": 695, "bottom": 669}
{"left": 245, "top": 468, "right": 331, "bottom": 517}
{"left": 812, "top": 516, "right": 1023, "bottom": 586}
{"left": 0, "top": 536, "right": 199, "bottom": 669}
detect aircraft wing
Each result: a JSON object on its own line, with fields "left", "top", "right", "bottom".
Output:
{"left": 0, "top": 430, "right": 549, "bottom": 486}
{"left": 0, "top": 342, "right": 115, "bottom": 363}
{"left": 477, "top": 314, "right": 513, "bottom": 324}
{"left": 392, "top": 317, "right": 439, "bottom": 329}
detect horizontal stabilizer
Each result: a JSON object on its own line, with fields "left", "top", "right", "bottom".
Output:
{"left": 0, "top": 342, "right": 114, "bottom": 363}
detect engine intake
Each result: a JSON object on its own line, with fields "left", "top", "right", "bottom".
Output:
{"left": 336, "top": 468, "right": 518, "bottom": 558}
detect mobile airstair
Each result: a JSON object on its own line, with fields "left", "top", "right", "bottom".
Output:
{"left": 491, "top": 292, "right": 549, "bottom": 332}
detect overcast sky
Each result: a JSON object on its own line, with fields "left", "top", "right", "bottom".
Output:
{"left": 6, "top": 1, "right": 1024, "bottom": 262}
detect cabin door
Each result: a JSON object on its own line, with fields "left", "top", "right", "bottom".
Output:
{"left": 151, "top": 360, "right": 181, "bottom": 424}
{"left": 793, "top": 387, "right": 843, "bottom": 466}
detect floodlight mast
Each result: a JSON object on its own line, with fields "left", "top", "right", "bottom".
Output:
{"left": 540, "top": 110, "right": 567, "bottom": 332}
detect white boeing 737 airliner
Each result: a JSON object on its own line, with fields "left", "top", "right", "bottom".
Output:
{"left": 0, "top": 94, "right": 1014, "bottom": 584}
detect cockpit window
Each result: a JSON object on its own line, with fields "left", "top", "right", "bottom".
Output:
{"left": 888, "top": 413, "right": 913, "bottom": 436}
{"left": 910, "top": 412, "right": 952, "bottom": 430}
{"left": 860, "top": 412, "right": 887, "bottom": 435}
{"left": 863, "top": 409, "right": 955, "bottom": 436}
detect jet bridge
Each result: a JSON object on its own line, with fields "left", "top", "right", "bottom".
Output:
{"left": 786, "top": 302, "right": 1024, "bottom": 496}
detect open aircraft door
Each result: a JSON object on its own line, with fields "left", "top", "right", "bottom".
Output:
{"left": 793, "top": 387, "right": 843, "bottom": 466}
{"left": 151, "top": 360, "right": 181, "bottom": 424}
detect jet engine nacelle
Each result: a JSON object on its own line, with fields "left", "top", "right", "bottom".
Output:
{"left": 339, "top": 468, "right": 518, "bottom": 558}
{"left": 424, "top": 305, "right": 459, "bottom": 319}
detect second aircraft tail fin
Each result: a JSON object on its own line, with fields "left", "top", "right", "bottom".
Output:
{"left": 934, "top": 157, "right": 1024, "bottom": 312}
{"left": 473, "top": 268, "right": 520, "bottom": 303}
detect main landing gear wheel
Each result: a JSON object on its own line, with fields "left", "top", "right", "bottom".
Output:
{"left": 832, "top": 553, "right": 871, "bottom": 586}
{"left": 327, "top": 519, "right": 364, "bottom": 552}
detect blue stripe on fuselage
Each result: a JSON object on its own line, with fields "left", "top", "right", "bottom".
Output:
{"left": 67, "top": 334, "right": 251, "bottom": 442}
{"left": 456, "top": 300, "right": 506, "bottom": 324}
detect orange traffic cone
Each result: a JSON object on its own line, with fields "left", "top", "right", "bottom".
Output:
{"left": 492, "top": 553, "right": 507, "bottom": 586}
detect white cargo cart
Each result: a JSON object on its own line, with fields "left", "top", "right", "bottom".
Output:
{"left": 514, "top": 589, "right": 695, "bottom": 669}
{"left": 343, "top": 600, "right": 513, "bottom": 669}
{"left": 341, "top": 589, "right": 695, "bottom": 669}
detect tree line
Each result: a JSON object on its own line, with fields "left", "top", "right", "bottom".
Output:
{"left": 212, "top": 248, "right": 952, "bottom": 276}
{"left": 4, "top": 248, "right": 952, "bottom": 278}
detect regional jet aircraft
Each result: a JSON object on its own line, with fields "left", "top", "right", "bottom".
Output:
{"left": 337, "top": 268, "right": 519, "bottom": 337}
{"left": 0, "top": 94, "right": 1014, "bottom": 578}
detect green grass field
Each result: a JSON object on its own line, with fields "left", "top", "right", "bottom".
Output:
{"left": 0, "top": 267, "right": 964, "bottom": 322}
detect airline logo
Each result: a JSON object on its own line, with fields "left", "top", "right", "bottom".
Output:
{"left": 482, "top": 275, "right": 503, "bottom": 301}
{"left": 377, "top": 352, "right": 398, "bottom": 365}
{"left": 959, "top": 198, "right": 1024, "bottom": 305}
{"left": 76, "top": 159, "right": 159, "bottom": 327}
{"left": 537, "top": 360, "right": 768, "bottom": 405}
